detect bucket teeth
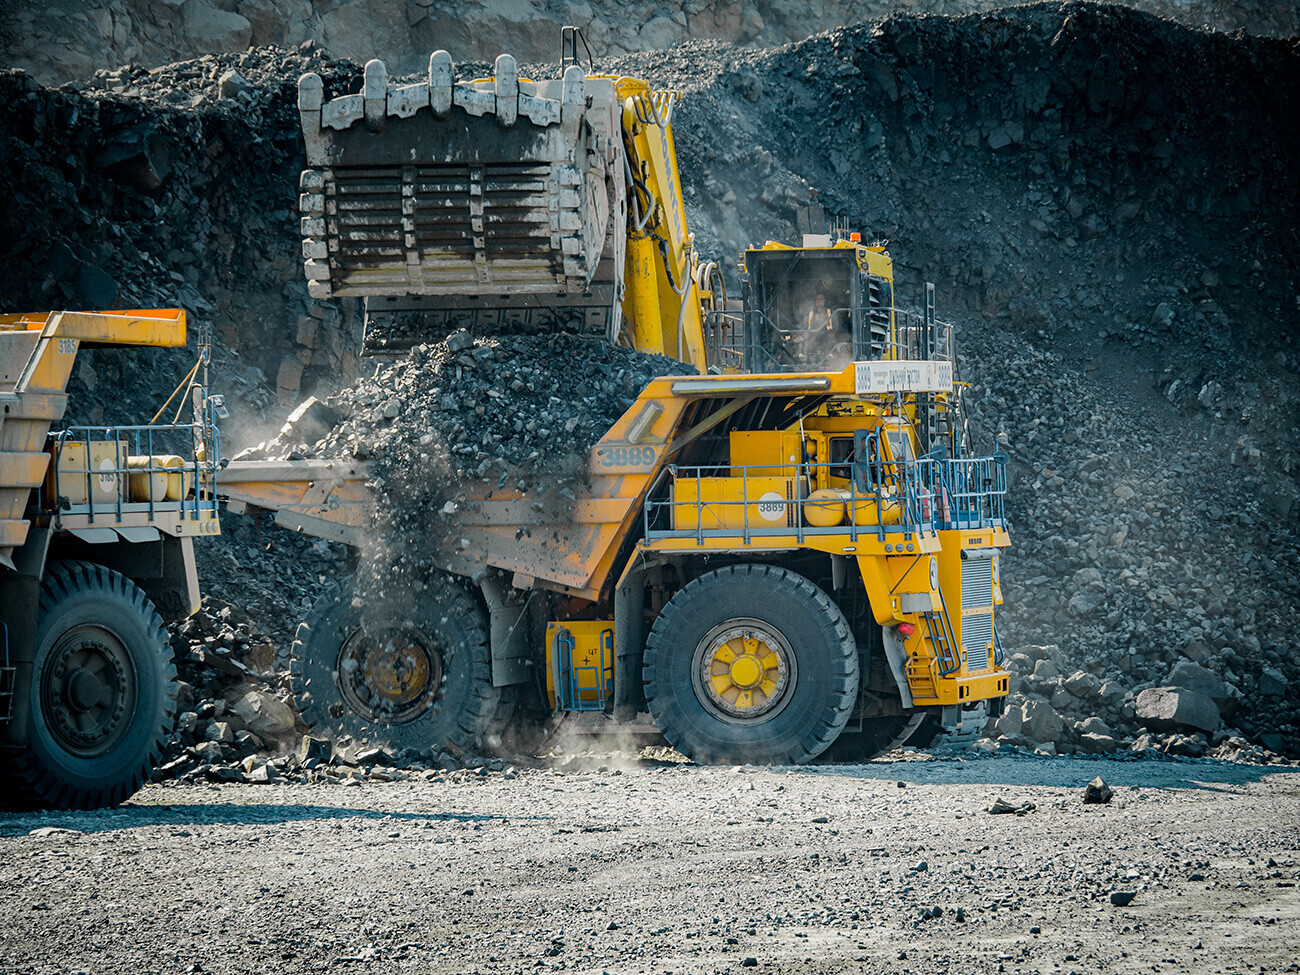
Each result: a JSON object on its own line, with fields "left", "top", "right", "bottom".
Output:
{"left": 296, "top": 51, "right": 623, "bottom": 345}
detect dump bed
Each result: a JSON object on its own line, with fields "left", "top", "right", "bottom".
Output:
{"left": 217, "top": 378, "right": 698, "bottom": 599}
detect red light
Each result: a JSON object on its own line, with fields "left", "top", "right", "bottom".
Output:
{"left": 897, "top": 622, "right": 916, "bottom": 637}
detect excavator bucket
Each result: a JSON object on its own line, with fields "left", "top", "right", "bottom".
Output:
{"left": 298, "top": 53, "right": 627, "bottom": 350}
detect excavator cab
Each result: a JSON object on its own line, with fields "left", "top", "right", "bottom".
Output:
{"left": 726, "top": 238, "right": 896, "bottom": 373}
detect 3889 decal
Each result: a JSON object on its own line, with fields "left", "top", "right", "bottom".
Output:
{"left": 598, "top": 445, "right": 658, "bottom": 468}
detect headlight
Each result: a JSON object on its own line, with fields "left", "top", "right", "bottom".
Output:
{"left": 930, "top": 556, "right": 939, "bottom": 592}
{"left": 991, "top": 555, "right": 1000, "bottom": 587}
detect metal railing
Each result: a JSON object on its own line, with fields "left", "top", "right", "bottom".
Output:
{"left": 46, "top": 416, "right": 221, "bottom": 525}
{"left": 642, "top": 450, "right": 1006, "bottom": 546}
{"left": 915, "top": 454, "right": 1008, "bottom": 530}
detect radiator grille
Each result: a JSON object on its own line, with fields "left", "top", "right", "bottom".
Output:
{"left": 963, "top": 613, "right": 993, "bottom": 671}
{"left": 961, "top": 557, "right": 994, "bottom": 608}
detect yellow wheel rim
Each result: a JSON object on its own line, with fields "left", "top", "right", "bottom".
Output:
{"left": 694, "top": 621, "right": 793, "bottom": 720}
{"left": 337, "top": 626, "right": 442, "bottom": 723}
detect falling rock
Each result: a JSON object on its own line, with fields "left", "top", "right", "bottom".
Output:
{"left": 231, "top": 688, "right": 297, "bottom": 742}
{"left": 1135, "top": 686, "right": 1220, "bottom": 733}
{"left": 280, "top": 396, "right": 342, "bottom": 444}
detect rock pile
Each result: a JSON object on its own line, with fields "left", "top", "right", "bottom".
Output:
{"left": 154, "top": 597, "right": 302, "bottom": 784}
{"left": 0, "top": 46, "right": 362, "bottom": 429}
{"left": 4, "top": 0, "right": 1293, "bottom": 87}
{"left": 239, "top": 329, "right": 685, "bottom": 592}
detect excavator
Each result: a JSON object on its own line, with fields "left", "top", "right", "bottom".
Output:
{"left": 217, "top": 32, "right": 1013, "bottom": 765}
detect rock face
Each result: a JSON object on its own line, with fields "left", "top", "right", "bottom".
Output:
{"left": 3, "top": 0, "right": 1295, "bottom": 87}
{"left": 1136, "top": 687, "right": 1221, "bottom": 733}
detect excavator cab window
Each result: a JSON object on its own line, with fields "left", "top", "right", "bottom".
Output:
{"left": 740, "top": 247, "right": 890, "bottom": 372}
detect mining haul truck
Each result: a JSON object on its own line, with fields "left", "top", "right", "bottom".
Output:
{"left": 0, "top": 310, "right": 222, "bottom": 808}
{"left": 216, "top": 38, "right": 1012, "bottom": 765}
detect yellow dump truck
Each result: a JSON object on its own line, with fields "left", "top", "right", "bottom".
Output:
{"left": 211, "top": 39, "right": 1010, "bottom": 764}
{"left": 210, "top": 36, "right": 1013, "bottom": 764}
{"left": 0, "top": 310, "right": 221, "bottom": 808}
{"left": 220, "top": 355, "right": 1009, "bottom": 764}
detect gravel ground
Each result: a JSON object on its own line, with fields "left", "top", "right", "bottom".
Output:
{"left": 2, "top": 754, "right": 1297, "bottom": 975}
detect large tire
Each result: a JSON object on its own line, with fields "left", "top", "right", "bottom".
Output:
{"left": 643, "top": 564, "right": 858, "bottom": 765}
{"left": 290, "top": 575, "right": 501, "bottom": 761}
{"left": 0, "top": 562, "right": 177, "bottom": 810}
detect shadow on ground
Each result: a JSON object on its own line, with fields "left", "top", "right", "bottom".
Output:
{"left": 0, "top": 801, "right": 553, "bottom": 837}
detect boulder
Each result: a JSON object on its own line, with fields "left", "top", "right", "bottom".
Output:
{"left": 1033, "top": 658, "right": 1060, "bottom": 680}
{"left": 280, "top": 395, "right": 343, "bottom": 444}
{"left": 1064, "top": 670, "right": 1101, "bottom": 698}
{"left": 1019, "top": 699, "right": 1064, "bottom": 744}
{"left": 1077, "top": 732, "right": 1118, "bottom": 754}
{"left": 1135, "top": 686, "right": 1220, "bottom": 733}
{"left": 231, "top": 688, "right": 297, "bottom": 742}
{"left": 1167, "top": 660, "right": 1233, "bottom": 703}
{"left": 1259, "top": 666, "right": 1287, "bottom": 698}
{"left": 217, "top": 69, "right": 249, "bottom": 100}
{"left": 995, "top": 704, "right": 1023, "bottom": 740}
{"left": 1082, "top": 777, "right": 1113, "bottom": 804}
{"left": 1075, "top": 716, "right": 1114, "bottom": 737}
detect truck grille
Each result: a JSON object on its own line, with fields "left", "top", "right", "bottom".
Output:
{"left": 961, "top": 557, "right": 993, "bottom": 608}
{"left": 963, "top": 613, "right": 993, "bottom": 671}
{"left": 961, "top": 558, "right": 994, "bottom": 672}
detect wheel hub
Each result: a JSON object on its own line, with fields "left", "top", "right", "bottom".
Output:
{"left": 337, "top": 626, "right": 443, "bottom": 724}
{"left": 41, "top": 629, "right": 135, "bottom": 758}
{"left": 694, "top": 621, "right": 794, "bottom": 721}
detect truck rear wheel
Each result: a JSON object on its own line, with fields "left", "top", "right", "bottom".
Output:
{"left": 0, "top": 562, "right": 177, "bottom": 810}
{"left": 290, "top": 575, "right": 501, "bottom": 762}
{"left": 644, "top": 564, "right": 858, "bottom": 765}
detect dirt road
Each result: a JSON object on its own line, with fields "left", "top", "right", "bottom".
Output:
{"left": 2, "top": 754, "right": 1297, "bottom": 975}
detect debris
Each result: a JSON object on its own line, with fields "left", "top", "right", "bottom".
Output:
{"left": 987, "top": 799, "right": 1037, "bottom": 816}
{"left": 1110, "top": 890, "right": 1137, "bottom": 907}
{"left": 1082, "top": 777, "right": 1113, "bottom": 804}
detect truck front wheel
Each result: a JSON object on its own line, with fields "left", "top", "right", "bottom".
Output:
{"left": 0, "top": 562, "right": 177, "bottom": 810}
{"left": 644, "top": 564, "right": 858, "bottom": 765}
